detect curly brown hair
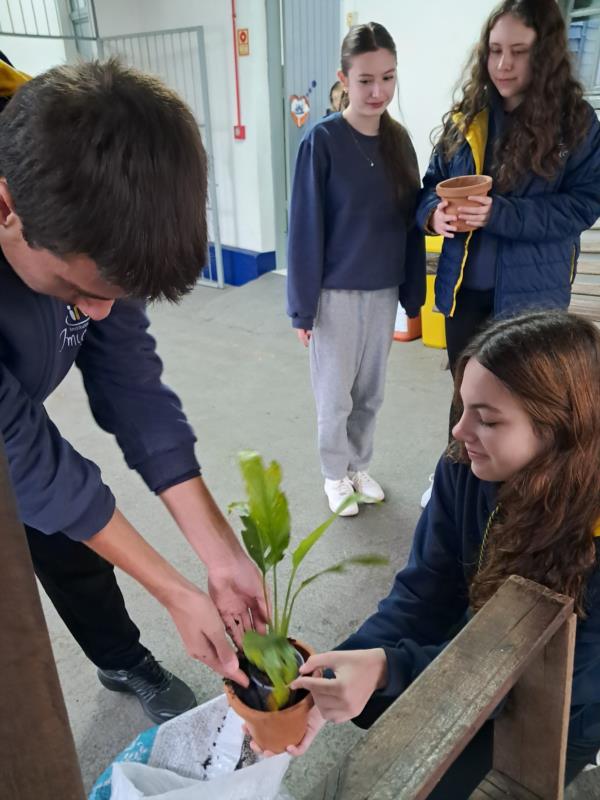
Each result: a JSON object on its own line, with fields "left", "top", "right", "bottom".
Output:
{"left": 437, "top": 0, "right": 590, "bottom": 192}
{"left": 448, "top": 311, "right": 600, "bottom": 617}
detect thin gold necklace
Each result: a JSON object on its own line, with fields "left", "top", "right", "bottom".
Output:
{"left": 344, "top": 119, "right": 376, "bottom": 168}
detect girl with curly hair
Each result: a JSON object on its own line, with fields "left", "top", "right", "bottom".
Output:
{"left": 279, "top": 311, "right": 600, "bottom": 796}
{"left": 416, "top": 0, "right": 600, "bottom": 375}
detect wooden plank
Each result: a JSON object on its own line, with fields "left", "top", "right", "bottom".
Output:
{"left": 580, "top": 229, "right": 600, "bottom": 253}
{"left": 493, "top": 615, "right": 576, "bottom": 799}
{"left": 426, "top": 252, "right": 440, "bottom": 274}
{"left": 309, "top": 576, "right": 573, "bottom": 800}
{"left": 0, "top": 438, "right": 85, "bottom": 800}
{"left": 576, "top": 256, "right": 600, "bottom": 276}
{"left": 571, "top": 284, "right": 600, "bottom": 297}
{"left": 471, "top": 770, "right": 544, "bottom": 799}
{"left": 569, "top": 295, "right": 600, "bottom": 322}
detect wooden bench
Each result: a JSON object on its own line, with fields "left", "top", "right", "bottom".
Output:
{"left": 0, "top": 439, "right": 85, "bottom": 800}
{"left": 309, "top": 575, "right": 576, "bottom": 800}
{"left": 570, "top": 252, "right": 600, "bottom": 324}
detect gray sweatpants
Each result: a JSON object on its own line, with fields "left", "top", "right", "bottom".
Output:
{"left": 309, "top": 287, "right": 398, "bottom": 479}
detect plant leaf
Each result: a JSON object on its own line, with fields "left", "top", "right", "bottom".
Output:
{"left": 294, "top": 554, "right": 389, "bottom": 596}
{"left": 291, "top": 493, "right": 361, "bottom": 570}
{"left": 240, "top": 514, "right": 266, "bottom": 575}
{"left": 238, "top": 452, "right": 290, "bottom": 569}
{"left": 243, "top": 630, "right": 299, "bottom": 710}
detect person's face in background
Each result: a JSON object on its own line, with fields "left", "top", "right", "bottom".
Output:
{"left": 329, "top": 82, "right": 344, "bottom": 112}
{"left": 487, "top": 13, "right": 536, "bottom": 112}
{"left": 338, "top": 48, "right": 396, "bottom": 120}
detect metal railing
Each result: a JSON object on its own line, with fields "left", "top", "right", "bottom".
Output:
{"left": 0, "top": 5, "right": 224, "bottom": 288}
{"left": 100, "top": 26, "right": 224, "bottom": 288}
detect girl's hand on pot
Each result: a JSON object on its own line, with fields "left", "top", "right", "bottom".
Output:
{"left": 432, "top": 200, "right": 457, "bottom": 238}
{"left": 242, "top": 705, "right": 326, "bottom": 758}
{"left": 457, "top": 195, "right": 493, "bottom": 228}
{"left": 296, "top": 329, "right": 312, "bottom": 347}
{"left": 289, "top": 648, "right": 388, "bottom": 723}
{"left": 287, "top": 705, "right": 327, "bottom": 756}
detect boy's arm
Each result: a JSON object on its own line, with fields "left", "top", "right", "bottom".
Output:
{"left": 0, "top": 360, "right": 115, "bottom": 539}
{"left": 85, "top": 507, "right": 249, "bottom": 683}
{"left": 160, "top": 476, "right": 268, "bottom": 639}
{"left": 76, "top": 301, "right": 267, "bottom": 639}
{"left": 0, "top": 359, "right": 251, "bottom": 677}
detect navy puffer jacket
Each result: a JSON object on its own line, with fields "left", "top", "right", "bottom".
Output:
{"left": 416, "top": 103, "right": 600, "bottom": 317}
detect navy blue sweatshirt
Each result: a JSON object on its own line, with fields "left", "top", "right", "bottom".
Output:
{"left": 0, "top": 253, "right": 200, "bottom": 541}
{"left": 286, "top": 112, "right": 425, "bottom": 330}
{"left": 337, "top": 455, "right": 600, "bottom": 754}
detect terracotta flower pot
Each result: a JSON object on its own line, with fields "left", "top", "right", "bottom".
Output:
{"left": 224, "top": 638, "right": 315, "bottom": 754}
{"left": 436, "top": 174, "right": 493, "bottom": 233}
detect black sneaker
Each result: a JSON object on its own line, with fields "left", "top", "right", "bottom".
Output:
{"left": 97, "top": 653, "right": 197, "bottom": 724}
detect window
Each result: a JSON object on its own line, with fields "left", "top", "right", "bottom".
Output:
{"left": 567, "top": 0, "right": 600, "bottom": 105}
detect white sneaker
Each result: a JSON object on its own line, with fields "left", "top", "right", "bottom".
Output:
{"left": 420, "top": 474, "right": 434, "bottom": 508}
{"left": 349, "top": 471, "right": 385, "bottom": 503}
{"left": 324, "top": 477, "right": 359, "bottom": 516}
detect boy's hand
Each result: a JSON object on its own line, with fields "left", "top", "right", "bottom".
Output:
{"left": 290, "top": 648, "right": 388, "bottom": 723}
{"left": 208, "top": 555, "right": 269, "bottom": 647}
{"left": 165, "top": 583, "right": 249, "bottom": 686}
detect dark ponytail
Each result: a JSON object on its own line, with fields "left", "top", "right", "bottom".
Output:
{"left": 340, "top": 22, "right": 420, "bottom": 217}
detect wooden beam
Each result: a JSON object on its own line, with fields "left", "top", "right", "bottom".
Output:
{"left": 492, "top": 615, "right": 576, "bottom": 799}
{"left": 0, "top": 438, "right": 85, "bottom": 799}
{"left": 309, "top": 576, "right": 574, "bottom": 800}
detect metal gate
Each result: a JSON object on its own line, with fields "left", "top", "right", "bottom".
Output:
{"left": 281, "top": 0, "right": 339, "bottom": 198}
{"left": 99, "top": 27, "right": 224, "bottom": 288}
{"left": 0, "top": 2, "right": 224, "bottom": 288}
{"left": 265, "top": 0, "right": 340, "bottom": 271}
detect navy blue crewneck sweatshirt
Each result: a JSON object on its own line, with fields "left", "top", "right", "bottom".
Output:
{"left": 286, "top": 112, "right": 410, "bottom": 330}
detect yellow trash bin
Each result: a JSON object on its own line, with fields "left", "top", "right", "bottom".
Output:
{"left": 422, "top": 274, "right": 447, "bottom": 349}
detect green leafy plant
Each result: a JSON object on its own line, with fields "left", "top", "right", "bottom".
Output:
{"left": 229, "top": 451, "right": 388, "bottom": 710}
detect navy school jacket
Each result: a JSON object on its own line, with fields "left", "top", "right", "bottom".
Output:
{"left": 337, "top": 456, "right": 600, "bottom": 757}
{"left": 416, "top": 104, "right": 600, "bottom": 317}
{"left": 0, "top": 255, "right": 200, "bottom": 540}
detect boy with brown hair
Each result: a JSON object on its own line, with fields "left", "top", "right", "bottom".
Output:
{"left": 0, "top": 59, "right": 266, "bottom": 723}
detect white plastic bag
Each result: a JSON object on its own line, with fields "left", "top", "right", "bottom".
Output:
{"left": 111, "top": 755, "right": 292, "bottom": 800}
{"left": 96, "top": 694, "right": 294, "bottom": 800}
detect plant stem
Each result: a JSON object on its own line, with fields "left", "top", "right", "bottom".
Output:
{"left": 262, "top": 573, "right": 272, "bottom": 634}
{"left": 273, "top": 563, "right": 279, "bottom": 633}
{"left": 280, "top": 564, "right": 298, "bottom": 639}
{"left": 284, "top": 584, "right": 304, "bottom": 634}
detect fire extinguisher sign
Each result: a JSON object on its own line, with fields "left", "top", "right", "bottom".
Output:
{"left": 237, "top": 28, "right": 250, "bottom": 56}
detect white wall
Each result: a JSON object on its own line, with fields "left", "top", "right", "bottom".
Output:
{"left": 0, "top": 37, "right": 69, "bottom": 75}
{"left": 341, "top": 1, "right": 499, "bottom": 173}
{"left": 95, "top": 0, "right": 275, "bottom": 255}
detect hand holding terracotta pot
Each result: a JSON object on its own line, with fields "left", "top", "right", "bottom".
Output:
{"left": 224, "top": 639, "right": 315, "bottom": 754}
{"left": 436, "top": 175, "right": 493, "bottom": 233}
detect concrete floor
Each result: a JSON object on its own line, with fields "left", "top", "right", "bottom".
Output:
{"left": 41, "top": 273, "right": 596, "bottom": 798}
